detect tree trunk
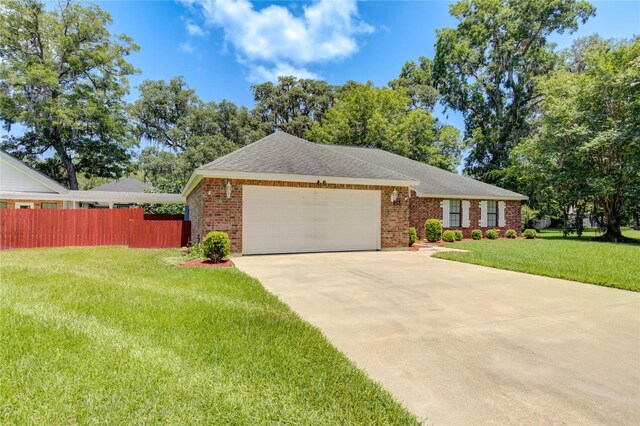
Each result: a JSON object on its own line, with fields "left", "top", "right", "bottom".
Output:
{"left": 633, "top": 207, "right": 640, "bottom": 231}
{"left": 56, "top": 147, "right": 79, "bottom": 190}
{"left": 594, "top": 195, "right": 629, "bottom": 243}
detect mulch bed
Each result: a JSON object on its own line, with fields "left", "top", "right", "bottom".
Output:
{"left": 178, "top": 258, "right": 234, "bottom": 268}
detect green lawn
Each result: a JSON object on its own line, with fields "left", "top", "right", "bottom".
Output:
{"left": 0, "top": 247, "right": 418, "bottom": 425}
{"left": 432, "top": 235, "right": 640, "bottom": 292}
{"left": 536, "top": 226, "right": 640, "bottom": 242}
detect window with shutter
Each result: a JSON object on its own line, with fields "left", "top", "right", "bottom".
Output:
{"left": 449, "top": 200, "right": 461, "bottom": 227}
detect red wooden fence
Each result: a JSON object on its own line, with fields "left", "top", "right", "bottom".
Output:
{"left": 128, "top": 220, "right": 190, "bottom": 248}
{"left": 0, "top": 208, "right": 190, "bottom": 250}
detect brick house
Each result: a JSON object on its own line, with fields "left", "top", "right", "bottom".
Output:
{"left": 183, "top": 132, "right": 527, "bottom": 255}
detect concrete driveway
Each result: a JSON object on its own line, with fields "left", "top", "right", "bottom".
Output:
{"left": 233, "top": 250, "right": 640, "bottom": 425}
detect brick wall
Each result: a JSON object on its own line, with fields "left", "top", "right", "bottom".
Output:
{"left": 187, "top": 178, "right": 410, "bottom": 253}
{"left": 409, "top": 194, "right": 522, "bottom": 239}
{"left": 0, "top": 199, "right": 64, "bottom": 209}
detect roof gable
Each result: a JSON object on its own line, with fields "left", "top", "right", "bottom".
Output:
{"left": 0, "top": 151, "right": 69, "bottom": 194}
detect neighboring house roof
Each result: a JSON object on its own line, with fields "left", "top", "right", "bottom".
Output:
{"left": 325, "top": 145, "right": 527, "bottom": 200}
{"left": 0, "top": 150, "right": 69, "bottom": 194}
{"left": 89, "top": 178, "right": 151, "bottom": 193}
{"left": 0, "top": 151, "right": 184, "bottom": 204}
{"left": 183, "top": 131, "right": 527, "bottom": 200}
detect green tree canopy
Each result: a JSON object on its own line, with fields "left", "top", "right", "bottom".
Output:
{"left": 389, "top": 56, "right": 439, "bottom": 111}
{"left": 0, "top": 0, "right": 139, "bottom": 189}
{"left": 523, "top": 35, "right": 640, "bottom": 242}
{"left": 252, "top": 76, "right": 336, "bottom": 138}
{"left": 433, "top": 0, "right": 595, "bottom": 184}
{"left": 308, "top": 83, "right": 463, "bottom": 172}
{"left": 133, "top": 77, "right": 268, "bottom": 190}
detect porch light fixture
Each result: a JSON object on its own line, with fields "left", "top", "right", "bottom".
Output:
{"left": 391, "top": 188, "right": 398, "bottom": 203}
{"left": 225, "top": 181, "right": 232, "bottom": 199}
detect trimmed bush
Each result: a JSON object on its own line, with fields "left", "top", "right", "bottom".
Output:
{"left": 486, "top": 229, "right": 499, "bottom": 240}
{"left": 409, "top": 227, "right": 417, "bottom": 246}
{"left": 505, "top": 229, "right": 517, "bottom": 239}
{"left": 442, "top": 230, "right": 456, "bottom": 242}
{"left": 453, "top": 230, "right": 463, "bottom": 241}
{"left": 471, "top": 229, "right": 483, "bottom": 240}
{"left": 523, "top": 229, "right": 537, "bottom": 239}
{"left": 424, "top": 219, "right": 442, "bottom": 242}
{"left": 202, "top": 231, "right": 230, "bottom": 263}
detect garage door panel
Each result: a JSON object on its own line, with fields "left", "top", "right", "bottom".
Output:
{"left": 243, "top": 186, "right": 380, "bottom": 255}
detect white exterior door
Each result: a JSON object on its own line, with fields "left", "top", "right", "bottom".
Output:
{"left": 242, "top": 186, "right": 381, "bottom": 255}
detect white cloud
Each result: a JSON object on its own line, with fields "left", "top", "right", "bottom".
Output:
{"left": 184, "top": 0, "right": 373, "bottom": 82}
{"left": 186, "top": 22, "right": 207, "bottom": 36}
{"left": 248, "top": 63, "right": 319, "bottom": 84}
{"left": 180, "top": 42, "right": 195, "bottom": 53}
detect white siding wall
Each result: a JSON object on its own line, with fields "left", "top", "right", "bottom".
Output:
{"left": 0, "top": 160, "right": 57, "bottom": 193}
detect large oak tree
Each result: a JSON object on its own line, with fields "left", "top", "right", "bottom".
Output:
{"left": 0, "top": 0, "right": 138, "bottom": 189}
{"left": 433, "top": 0, "right": 595, "bottom": 184}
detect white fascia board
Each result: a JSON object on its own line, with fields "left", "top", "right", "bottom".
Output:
{"left": 413, "top": 190, "right": 528, "bottom": 201}
{"left": 69, "top": 191, "right": 184, "bottom": 204}
{"left": 0, "top": 192, "right": 71, "bottom": 201}
{"left": 182, "top": 169, "right": 417, "bottom": 197}
{"left": 0, "top": 191, "right": 184, "bottom": 204}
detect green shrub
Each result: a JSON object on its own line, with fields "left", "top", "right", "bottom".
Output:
{"left": 424, "top": 219, "right": 442, "bottom": 242}
{"left": 471, "top": 229, "right": 483, "bottom": 240}
{"left": 184, "top": 243, "right": 205, "bottom": 260}
{"left": 505, "top": 229, "right": 517, "bottom": 239}
{"left": 523, "top": 229, "right": 537, "bottom": 239}
{"left": 202, "top": 231, "right": 230, "bottom": 263}
{"left": 453, "top": 230, "right": 463, "bottom": 241}
{"left": 409, "top": 227, "right": 417, "bottom": 246}
{"left": 486, "top": 229, "right": 499, "bottom": 240}
{"left": 442, "top": 230, "right": 456, "bottom": 242}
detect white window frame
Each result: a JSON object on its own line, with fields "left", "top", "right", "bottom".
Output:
{"left": 487, "top": 200, "right": 498, "bottom": 227}
{"left": 449, "top": 200, "right": 461, "bottom": 227}
{"left": 15, "top": 202, "right": 34, "bottom": 209}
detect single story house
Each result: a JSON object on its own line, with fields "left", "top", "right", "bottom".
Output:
{"left": 0, "top": 150, "right": 184, "bottom": 209}
{"left": 183, "top": 131, "right": 527, "bottom": 255}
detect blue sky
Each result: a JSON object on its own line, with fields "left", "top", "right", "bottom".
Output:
{"left": 3, "top": 0, "right": 639, "bottom": 156}
{"left": 97, "top": 0, "right": 639, "bottom": 135}
{"left": 99, "top": 1, "right": 639, "bottom": 102}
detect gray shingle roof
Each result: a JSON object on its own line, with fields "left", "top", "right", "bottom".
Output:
{"left": 198, "top": 131, "right": 416, "bottom": 182}
{"left": 193, "top": 131, "right": 526, "bottom": 199}
{"left": 325, "top": 144, "right": 526, "bottom": 199}
{"left": 89, "top": 178, "right": 151, "bottom": 193}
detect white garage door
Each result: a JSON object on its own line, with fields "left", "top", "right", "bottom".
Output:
{"left": 243, "top": 185, "right": 381, "bottom": 255}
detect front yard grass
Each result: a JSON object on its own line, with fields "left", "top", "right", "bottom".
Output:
{"left": 432, "top": 237, "right": 639, "bottom": 292}
{"left": 0, "top": 247, "right": 418, "bottom": 425}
